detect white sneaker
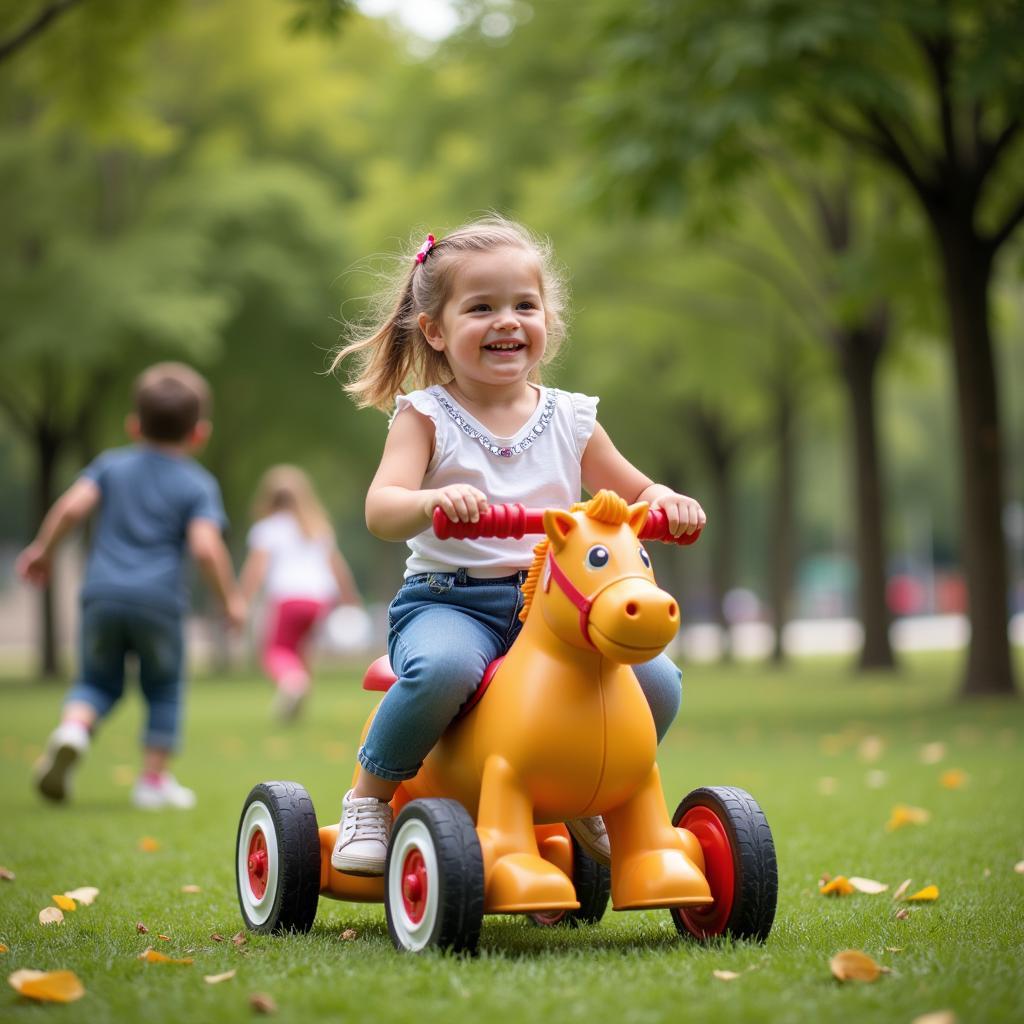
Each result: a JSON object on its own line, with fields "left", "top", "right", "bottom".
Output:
{"left": 330, "top": 790, "right": 393, "bottom": 876}
{"left": 272, "top": 688, "right": 307, "bottom": 723}
{"left": 35, "top": 722, "right": 90, "bottom": 803}
{"left": 566, "top": 815, "right": 611, "bottom": 866}
{"left": 132, "top": 773, "right": 197, "bottom": 810}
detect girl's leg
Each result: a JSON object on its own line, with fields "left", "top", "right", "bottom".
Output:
{"left": 632, "top": 653, "right": 683, "bottom": 743}
{"left": 262, "top": 599, "right": 330, "bottom": 719}
{"left": 334, "top": 580, "right": 511, "bottom": 875}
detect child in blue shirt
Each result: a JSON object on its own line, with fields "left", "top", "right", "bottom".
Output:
{"left": 17, "top": 363, "right": 245, "bottom": 809}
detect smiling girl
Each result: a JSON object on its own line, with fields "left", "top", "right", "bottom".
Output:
{"left": 328, "top": 216, "right": 705, "bottom": 875}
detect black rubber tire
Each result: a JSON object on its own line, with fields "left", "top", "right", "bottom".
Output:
{"left": 529, "top": 833, "right": 610, "bottom": 928}
{"left": 236, "top": 781, "right": 321, "bottom": 935}
{"left": 385, "top": 799, "right": 484, "bottom": 954}
{"left": 670, "top": 786, "right": 777, "bottom": 942}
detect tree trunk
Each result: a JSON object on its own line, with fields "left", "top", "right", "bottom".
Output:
{"left": 34, "top": 425, "right": 62, "bottom": 680}
{"left": 768, "top": 381, "right": 796, "bottom": 665}
{"left": 693, "top": 411, "right": 737, "bottom": 661}
{"left": 836, "top": 315, "right": 896, "bottom": 671}
{"left": 932, "top": 219, "right": 1016, "bottom": 697}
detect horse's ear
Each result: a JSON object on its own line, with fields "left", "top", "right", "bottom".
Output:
{"left": 627, "top": 502, "right": 650, "bottom": 536}
{"left": 543, "top": 509, "right": 577, "bottom": 551}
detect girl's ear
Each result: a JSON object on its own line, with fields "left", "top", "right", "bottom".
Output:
{"left": 418, "top": 311, "right": 445, "bottom": 352}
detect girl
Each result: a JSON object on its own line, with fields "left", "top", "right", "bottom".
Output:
{"left": 240, "top": 465, "right": 361, "bottom": 721}
{"left": 329, "top": 216, "right": 704, "bottom": 875}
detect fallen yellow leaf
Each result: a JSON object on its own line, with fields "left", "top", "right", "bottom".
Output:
{"left": 180, "top": 884, "right": 202, "bottom": 894}
{"left": 940, "top": 769, "right": 967, "bottom": 789}
{"left": 340, "top": 929, "right": 358, "bottom": 941}
{"left": 138, "top": 837, "right": 160, "bottom": 853}
{"left": 894, "top": 907, "right": 911, "bottom": 920}
{"left": 892, "top": 878, "right": 912, "bottom": 901}
{"left": 0, "top": 944, "right": 8, "bottom": 954}
{"left": 820, "top": 876, "right": 855, "bottom": 896}
{"left": 63, "top": 886, "right": 98, "bottom": 905}
{"left": 231, "top": 931, "right": 247, "bottom": 947}
{"left": 911, "top": 1013, "right": 956, "bottom": 1024}
{"left": 8, "top": 968, "right": 85, "bottom": 1003}
{"left": 886, "top": 804, "right": 931, "bottom": 831}
{"left": 858, "top": 735, "right": 884, "bottom": 762}
{"left": 138, "top": 947, "right": 193, "bottom": 965}
{"left": 38, "top": 907, "right": 64, "bottom": 926}
{"left": 829, "top": 949, "right": 888, "bottom": 982}
{"left": 919, "top": 741, "right": 947, "bottom": 764}
{"left": 0, "top": 866, "right": 14, "bottom": 881}
{"left": 906, "top": 884, "right": 939, "bottom": 901}
{"left": 136, "top": 922, "right": 149, "bottom": 934}
{"left": 204, "top": 970, "right": 237, "bottom": 985}
{"left": 849, "top": 877, "right": 889, "bottom": 894}
{"left": 713, "top": 970, "right": 741, "bottom": 981}
{"left": 51, "top": 894, "right": 76, "bottom": 912}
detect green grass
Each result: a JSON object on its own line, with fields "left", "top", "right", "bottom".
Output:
{"left": 1, "top": 654, "right": 1022, "bottom": 1023}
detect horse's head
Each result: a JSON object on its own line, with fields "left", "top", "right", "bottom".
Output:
{"left": 520, "top": 490, "right": 680, "bottom": 664}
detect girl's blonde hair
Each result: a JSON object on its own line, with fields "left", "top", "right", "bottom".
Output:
{"left": 251, "top": 465, "right": 333, "bottom": 540}
{"left": 331, "top": 214, "right": 569, "bottom": 411}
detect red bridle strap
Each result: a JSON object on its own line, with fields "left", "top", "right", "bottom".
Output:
{"left": 544, "top": 551, "right": 648, "bottom": 648}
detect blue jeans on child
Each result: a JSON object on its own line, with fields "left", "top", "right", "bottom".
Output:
{"left": 64, "top": 598, "right": 185, "bottom": 752}
{"left": 358, "top": 569, "right": 683, "bottom": 783}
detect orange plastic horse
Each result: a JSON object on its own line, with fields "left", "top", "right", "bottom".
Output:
{"left": 374, "top": 489, "right": 712, "bottom": 914}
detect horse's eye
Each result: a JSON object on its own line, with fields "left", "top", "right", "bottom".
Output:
{"left": 638, "top": 545, "right": 651, "bottom": 569}
{"left": 586, "top": 545, "right": 609, "bottom": 569}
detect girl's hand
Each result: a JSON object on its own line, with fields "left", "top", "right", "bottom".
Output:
{"left": 428, "top": 485, "right": 489, "bottom": 524}
{"left": 649, "top": 491, "right": 706, "bottom": 538}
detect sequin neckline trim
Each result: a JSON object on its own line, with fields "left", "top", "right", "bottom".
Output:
{"left": 432, "top": 387, "right": 557, "bottom": 458}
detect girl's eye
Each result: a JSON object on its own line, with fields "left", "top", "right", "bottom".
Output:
{"left": 638, "top": 545, "right": 651, "bottom": 569}
{"left": 516, "top": 301, "right": 538, "bottom": 311}
{"left": 469, "top": 304, "right": 491, "bottom": 313}
{"left": 586, "top": 545, "right": 609, "bottom": 569}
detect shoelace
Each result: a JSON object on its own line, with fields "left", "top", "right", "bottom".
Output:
{"left": 347, "top": 801, "right": 391, "bottom": 841}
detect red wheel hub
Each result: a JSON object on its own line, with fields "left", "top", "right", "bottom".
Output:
{"left": 247, "top": 829, "right": 269, "bottom": 899}
{"left": 401, "top": 848, "right": 428, "bottom": 923}
{"left": 676, "top": 805, "right": 735, "bottom": 938}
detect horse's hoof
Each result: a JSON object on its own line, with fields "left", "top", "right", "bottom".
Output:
{"left": 484, "top": 853, "right": 579, "bottom": 913}
{"left": 611, "top": 848, "right": 713, "bottom": 910}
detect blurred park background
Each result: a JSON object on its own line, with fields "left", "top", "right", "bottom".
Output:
{"left": 1, "top": 0, "right": 1023, "bottom": 698}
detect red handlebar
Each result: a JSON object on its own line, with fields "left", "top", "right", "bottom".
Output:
{"left": 432, "top": 504, "right": 702, "bottom": 546}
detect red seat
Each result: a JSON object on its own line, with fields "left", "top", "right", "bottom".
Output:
{"left": 361, "top": 654, "right": 505, "bottom": 721}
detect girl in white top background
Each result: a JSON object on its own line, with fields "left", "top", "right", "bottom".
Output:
{"left": 327, "top": 215, "right": 705, "bottom": 876}
{"left": 240, "top": 465, "right": 361, "bottom": 720}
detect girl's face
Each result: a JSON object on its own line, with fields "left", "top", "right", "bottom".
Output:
{"left": 418, "top": 246, "right": 547, "bottom": 391}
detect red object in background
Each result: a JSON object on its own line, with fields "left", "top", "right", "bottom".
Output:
{"left": 886, "top": 575, "right": 926, "bottom": 616}
{"left": 935, "top": 572, "right": 967, "bottom": 614}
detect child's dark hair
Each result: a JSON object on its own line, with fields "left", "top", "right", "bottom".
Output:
{"left": 133, "top": 363, "right": 211, "bottom": 442}
{"left": 331, "top": 215, "right": 568, "bottom": 411}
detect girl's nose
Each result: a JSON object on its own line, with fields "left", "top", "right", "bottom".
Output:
{"left": 493, "top": 308, "right": 520, "bottom": 330}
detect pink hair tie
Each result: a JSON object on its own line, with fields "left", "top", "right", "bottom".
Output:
{"left": 415, "top": 234, "right": 436, "bottom": 265}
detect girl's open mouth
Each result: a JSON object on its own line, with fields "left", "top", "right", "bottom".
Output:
{"left": 483, "top": 342, "right": 526, "bottom": 351}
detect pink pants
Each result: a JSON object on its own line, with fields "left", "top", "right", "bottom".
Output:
{"left": 262, "top": 598, "right": 331, "bottom": 692}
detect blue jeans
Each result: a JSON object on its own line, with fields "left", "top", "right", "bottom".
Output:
{"left": 65, "top": 599, "right": 186, "bottom": 752}
{"left": 358, "top": 570, "right": 683, "bottom": 782}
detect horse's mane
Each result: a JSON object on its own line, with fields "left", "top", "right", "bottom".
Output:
{"left": 518, "top": 490, "right": 631, "bottom": 623}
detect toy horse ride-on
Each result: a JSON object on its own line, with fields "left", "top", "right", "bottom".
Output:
{"left": 236, "top": 491, "right": 778, "bottom": 953}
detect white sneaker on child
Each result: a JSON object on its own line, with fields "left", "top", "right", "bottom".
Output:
{"left": 330, "top": 789, "right": 393, "bottom": 876}
{"left": 34, "top": 722, "right": 90, "bottom": 803}
{"left": 566, "top": 815, "right": 611, "bottom": 866}
{"left": 132, "top": 773, "right": 197, "bottom": 810}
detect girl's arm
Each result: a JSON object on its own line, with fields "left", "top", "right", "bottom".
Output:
{"left": 581, "top": 422, "right": 705, "bottom": 537}
{"left": 365, "top": 408, "right": 488, "bottom": 541}
{"left": 329, "top": 547, "right": 361, "bottom": 605}
{"left": 239, "top": 547, "right": 269, "bottom": 603}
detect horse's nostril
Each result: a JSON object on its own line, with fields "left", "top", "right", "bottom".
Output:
{"left": 625, "top": 602, "right": 638, "bottom": 617}
{"left": 668, "top": 602, "right": 678, "bottom": 618}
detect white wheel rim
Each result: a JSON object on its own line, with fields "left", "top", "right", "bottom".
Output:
{"left": 387, "top": 818, "right": 440, "bottom": 951}
{"left": 237, "top": 799, "right": 279, "bottom": 926}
